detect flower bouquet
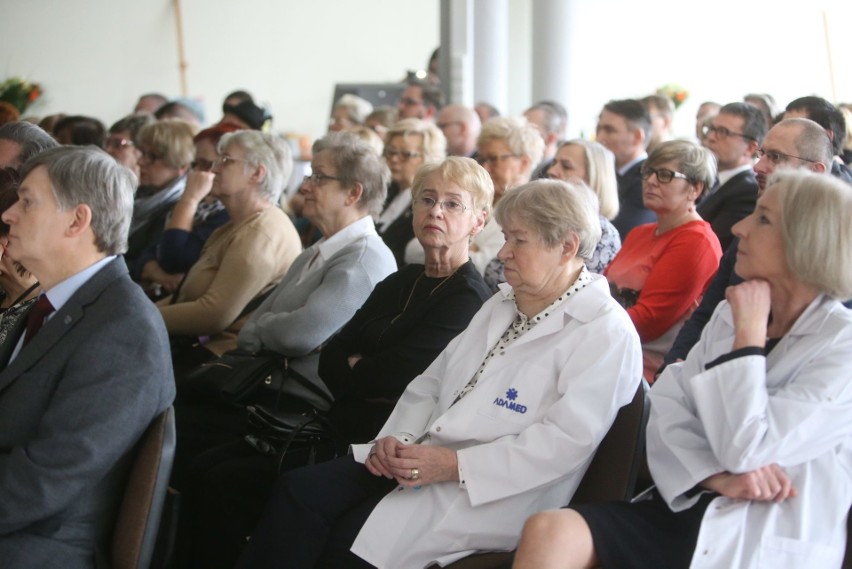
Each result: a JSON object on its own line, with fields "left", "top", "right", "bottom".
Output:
{"left": 656, "top": 84, "right": 688, "bottom": 110}
{"left": 0, "top": 77, "right": 43, "bottom": 114}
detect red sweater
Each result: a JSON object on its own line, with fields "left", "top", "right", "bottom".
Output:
{"left": 604, "top": 220, "right": 722, "bottom": 343}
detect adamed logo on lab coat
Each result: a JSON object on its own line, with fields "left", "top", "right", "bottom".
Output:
{"left": 493, "top": 387, "right": 527, "bottom": 414}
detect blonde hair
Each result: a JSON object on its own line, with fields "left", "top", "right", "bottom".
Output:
{"left": 137, "top": 119, "right": 197, "bottom": 169}
{"left": 385, "top": 118, "right": 446, "bottom": 163}
{"left": 412, "top": 157, "right": 494, "bottom": 220}
{"left": 477, "top": 116, "right": 544, "bottom": 179}
{"left": 560, "top": 139, "right": 619, "bottom": 220}
{"left": 767, "top": 169, "right": 852, "bottom": 299}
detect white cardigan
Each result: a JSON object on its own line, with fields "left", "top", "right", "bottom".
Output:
{"left": 648, "top": 294, "right": 852, "bottom": 569}
{"left": 350, "top": 274, "right": 642, "bottom": 568}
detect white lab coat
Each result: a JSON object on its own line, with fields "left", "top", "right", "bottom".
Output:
{"left": 350, "top": 274, "right": 642, "bottom": 568}
{"left": 648, "top": 294, "right": 852, "bottom": 569}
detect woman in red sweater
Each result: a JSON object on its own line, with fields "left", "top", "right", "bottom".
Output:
{"left": 605, "top": 140, "right": 722, "bottom": 380}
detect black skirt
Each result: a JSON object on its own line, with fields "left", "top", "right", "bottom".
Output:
{"left": 572, "top": 489, "right": 715, "bottom": 569}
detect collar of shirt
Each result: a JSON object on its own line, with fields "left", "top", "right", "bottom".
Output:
{"left": 376, "top": 187, "right": 412, "bottom": 232}
{"left": 716, "top": 163, "right": 753, "bottom": 188}
{"left": 44, "top": 256, "right": 116, "bottom": 317}
{"left": 505, "top": 266, "right": 594, "bottom": 333}
{"left": 618, "top": 154, "right": 648, "bottom": 177}
{"left": 298, "top": 216, "right": 377, "bottom": 283}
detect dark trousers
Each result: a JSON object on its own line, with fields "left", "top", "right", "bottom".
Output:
{"left": 235, "top": 455, "right": 397, "bottom": 569}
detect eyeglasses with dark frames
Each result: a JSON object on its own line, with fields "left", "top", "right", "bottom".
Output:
{"left": 640, "top": 166, "right": 690, "bottom": 184}
{"left": 702, "top": 124, "right": 756, "bottom": 141}
{"left": 302, "top": 172, "right": 340, "bottom": 185}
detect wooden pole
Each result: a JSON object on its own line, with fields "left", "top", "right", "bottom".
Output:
{"left": 822, "top": 10, "right": 837, "bottom": 103}
{"left": 174, "top": 0, "right": 189, "bottom": 97}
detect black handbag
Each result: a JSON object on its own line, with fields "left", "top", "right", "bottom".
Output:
{"left": 244, "top": 404, "right": 332, "bottom": 472}
{"left": 178, "top": 349, "right": 288, "bottom": 405}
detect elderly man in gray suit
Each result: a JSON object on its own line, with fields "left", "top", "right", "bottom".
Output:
{"left": 0, "top": 146, "right": 175, "bottom": 568}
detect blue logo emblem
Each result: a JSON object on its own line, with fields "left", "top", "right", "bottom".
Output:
{"left": 493, "top": 387, "right": 527, "bottom": 414}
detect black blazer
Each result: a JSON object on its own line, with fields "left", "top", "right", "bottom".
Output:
{"left": 697, "top": 169, "right": 758, "bottom": 251}
{"left": 612, "top": 159, "right": 655, "bottom": 240}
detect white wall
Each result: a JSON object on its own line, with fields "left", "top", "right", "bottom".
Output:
{"left": 0, "top": 0, "right": 440, "bottom": 141}
{"left": 3, "top": 0, "right": 852, "bottom": 144}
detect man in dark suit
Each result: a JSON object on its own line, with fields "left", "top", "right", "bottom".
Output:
{"left": 698, "top": 102, "right": 766, "bottom": 250}
{"left": 0, "top": 146, "right": 175, "bottom": 568}
{"left": 596, "top": 99, "right": 655, "bottom": 239}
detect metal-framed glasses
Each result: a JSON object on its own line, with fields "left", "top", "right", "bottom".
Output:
{"left": 383, "top": 148, "right": 422, "bottom": 161}
{"left": 641, "top": 166, "right": 690, "bottom": 184}
{"left": 478, "top": 154, "right": 518, "bottom": 166}
{"left": 213, "top": 155, "right": 252, "bottom": 168}
{"left": 702, "top": 124, "right": 756, "bottom": 141}
{"left": 414, "top": 196, "right": 469, "bottom": 215}
{"left": 191, "top": 158, "right": 215, "bottom": 172}
{"left": 303, "top": 172, "right": 340, "bottom": 185}
{"left": 756, "top": 148, "right": 821, "bottom": 166}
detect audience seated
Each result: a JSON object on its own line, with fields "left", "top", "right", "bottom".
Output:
{"left": 221, "top": 98, "right": 271, "bottom": 132}
{"left": 698, "top": 101, "right": 766, "bottom": 250}
{"left": 641, "top": 94, "right": 675, "bottom": 153}
{"left": 235, "top": 179, "right": 642, "bottom": 569}
{"left": 137, "top": 123, "right": 237, "bottom": 298}
{"left": 105, "top": 112, "right": 155, "bottom": 179}
{"left": 0, "top": 121, "right": 58, "bottom": 170}
{"left": 0, "top": 146, "right": 174, "bottom": 569}
{"left": 695, "top": 100, "right": 721, "bottom": 143}
{"left": 512, "top": 169, "right": 852, "bottom": 569}
{"left": 417, "top": 116, "right": 542, "bottom": 273}
{"left": 783, "top": 95, "right": 852, "bottom": 183}
{"left": 364, "top": 105, "right": 398, "bottom": 139}
{"left": 171, "top": 131, "right": 396, "bottom": 487}
{"left": 376, "top": 118, "right": 445, "bottom": 266}
{"left": 134, "top": 92, "right": 168, "bottom": 115}
{"left": 178, "top": 157, "right": 494, "bottom": 568}
{"left": 397, "top": 78, "right": 443, "bottom": 122}
{"left": 524, "top": 101, "right": 564, "bottom": 178}
{"left": 157, "top": 130, "right": 302, "bottom": 366}
{"left": 744, "top": 92, "right": 780, "bottom": 130}
{"left": 596, "top": 99, "right": 655, "bottom": 239}
{"left": 661, "top": 118, "right": 836, "bottom": 371}
{"left": 125, "top": 118, "right": 196, "bottom": 278}
{"left": 605, "top": 139, "right": 722, "bottom": 380}
{"left": 484, "top": 138, "right": 621, "bottom": 291}
{"left": 474, "top": 101, "right": 501, "bottom": 124}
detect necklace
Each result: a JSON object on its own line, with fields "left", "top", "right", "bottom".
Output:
{"left": 0, "top": 281, "right": 40, "bottom": 313}
{"left": 391, "top": 267, "right": 460, "bottom": 325}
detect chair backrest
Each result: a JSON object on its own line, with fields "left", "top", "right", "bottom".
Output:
{"left": 570, "top": 380, "right": 649, "bottom": 505}
{"left": 111, "top": 407, "right": 176, "bottom": 569}
{"left": 843, "top": 505, "right": 852, "bottom": 569}
{"left": 436, "top": 380, "right": 650, "bottom": 569}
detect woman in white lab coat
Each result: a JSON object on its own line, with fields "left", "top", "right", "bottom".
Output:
{"left": 236, "top": 179, "right": 642, "bottom": 569}
{"left": 512, "top": 169, "right": 852, "bottom": 569}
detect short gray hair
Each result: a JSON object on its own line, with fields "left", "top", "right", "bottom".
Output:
{"left": 312, "top": 131, "right": 390, "bottom": 217}
{"left": 0, "top": 121, "right": 59, "bottom": 168}
{"left": 109, "top": 112, "right": 156, "bottom": 138}
{"left": 219, "top": 130, "right": 293, "bottom": 203}
{"left": 412, "top": 157, "right": 494, "bottom": 220}
{"left": 478, "top": 116, "right": 545, "bottom": 178}
{"left": 766, "top": 169, "right": 852, "bottom": 299}
{"left": 20, "top": 146, "right": 135, "bottom": 254}
{"left": 784, "top": 118, "right": 834, "bottom": 168}
{"left": 334, "top": 94, "right": 374, "bottom": 125}
{"left": 494, "top": 178, "right": 601, "bottom": 259}
{"left": 646, "top": 139, "right": 717, "bottom": 198}
{"left": 386, "top": 118, "right": 446, "bottom": 163}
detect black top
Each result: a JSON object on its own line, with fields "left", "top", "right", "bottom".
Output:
{"left": 696, "top": 169, "right": 758, "bottom": 252}
{"left": 320, "top": 261, "right": 492, "bottom": 443}
{"left": 612, "top": 159, "right": 655, "bottom": 240}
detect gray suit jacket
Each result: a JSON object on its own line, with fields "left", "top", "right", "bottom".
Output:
{"left": 0, "top": 258, "right": 175, "bottom": 569}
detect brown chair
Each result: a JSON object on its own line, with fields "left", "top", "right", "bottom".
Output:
{"left": 111, "top": 407, "right": 176, "bottom": 569}
{"left": 434, "top": 381, "right": 650, "bottom": 569}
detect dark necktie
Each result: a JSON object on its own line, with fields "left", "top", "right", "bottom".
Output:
{"left": 23, "top": 295, "right": 55, "bottom": 346}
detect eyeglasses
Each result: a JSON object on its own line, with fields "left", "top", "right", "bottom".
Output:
{"left": 437, "top": 121, "right": 462, "bottom": 130}
{"left": 414, "top": 196, "right": 469, "bottom": 215}
{"left": 756, "top": 148, "right": 821, "bottom": 166}
{"left": 640, "top": 166, "right": 690, "bottom": 184}
{"left": 106, "top": 137, "right": 134, "bottom": 150}
{"left": 191, "top": 158, "right": 215, "bottom": 172}
{"left": 139, "top": 150, "right": 164, "bottom": 163}
{"left": 383, "top": 148, "right": 422, "bottom": 161}
{"left": 213, "top": 155, "right": 252, "bottom": 168}
{"left": 302, "top": 172, "right": 340, "bottom": 185}
{"left": 702, "top": 124, "right": 756, "bottom": 141}
{"left": 398, "top": 97, "right": 423, "bottom": 107}
{"left": 478, "top": 154, "right": 518, "bottom": 166}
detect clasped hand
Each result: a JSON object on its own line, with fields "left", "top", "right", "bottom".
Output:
{"left": 702, "top": 464, "right": 797, "bottom": 502}
{"left": 365, "top": 436, "right": 459, "bottom": 487}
